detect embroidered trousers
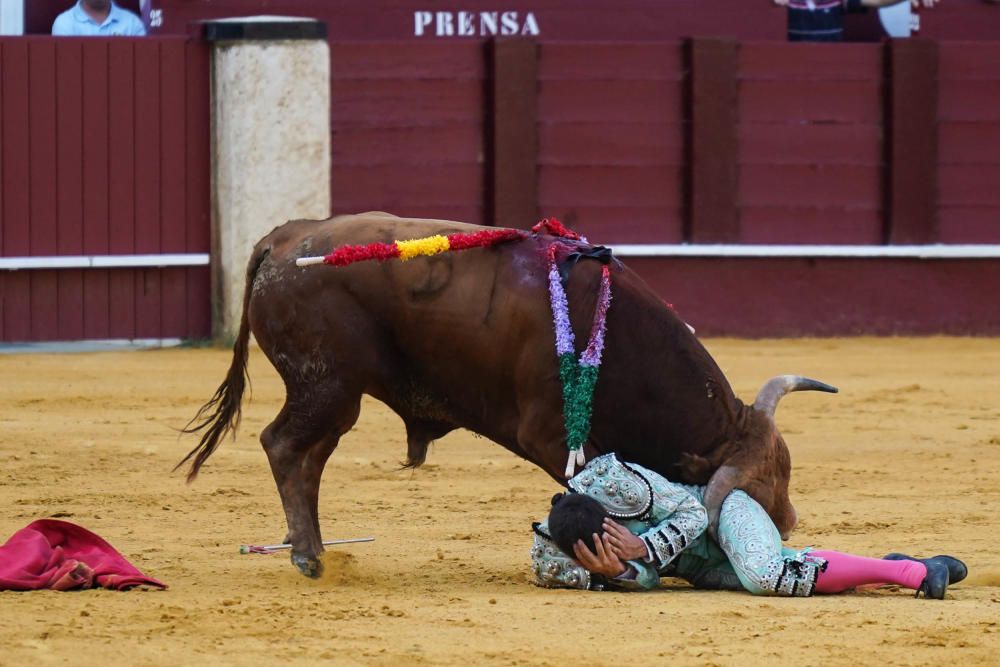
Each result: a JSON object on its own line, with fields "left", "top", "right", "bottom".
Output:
{"left": 672, "top": 490, "right": 825, "bottom": 596}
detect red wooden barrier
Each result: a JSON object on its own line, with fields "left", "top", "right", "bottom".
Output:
{"left": 508, "top": 39, "right": 1000, "bottom": 247}
{"left": 487, "top": 38, "right": 538, "bottom": 229}
{"left": 145, "top": 0, "right": 1000, "bottom": 43}
{"left": 629, "top": 257, "right": 1000, "bottom": 337}
{"left": 321, "top": 34, "right": 998, "bottom": 258}
{"left": 328, "top": 41, "right": 485, "bottom": 224}
{"left": 937, "top": 41, "right": 1000, "bottom": 243}
{"left": 4, "top": 34, "right": 1000, "bottom": 340}
{"left": 0, "top": 36, "right": 210, "bottom": 343}
{"left": 689, "top": 39, "right": 739, "bottom": 243}
{"left": 887, "top": 39, "right": 939, "bottom": 244}
{"left": 737, "top": 43, "right": 885, "bottom": 245}
{"left": 148, "top": 1, "right": 785, "bottom": 42}
{"left": 537, "top": 42, "right": 686, "bottom": 243}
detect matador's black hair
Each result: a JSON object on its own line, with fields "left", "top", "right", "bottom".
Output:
{"left": 547, "top": 492, "right": 609, "bottom": 557}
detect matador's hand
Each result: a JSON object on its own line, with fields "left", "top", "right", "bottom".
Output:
{"left": 602, "top": 519, "right": 648, "bottom": 561}
{"left": 573, "top": 534, "right": 627, "bottom": 578}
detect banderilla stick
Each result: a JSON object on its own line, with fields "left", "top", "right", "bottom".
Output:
{"left": 239, "top": 537, "right": 375, "bottom": 554}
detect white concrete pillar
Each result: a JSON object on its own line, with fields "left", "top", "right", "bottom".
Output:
{"left": 206, "top": 17, "right": 330, "bottom": 340}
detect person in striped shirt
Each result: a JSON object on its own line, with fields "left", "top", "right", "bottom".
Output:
{"left": 773, "top": 0, "right": 939, "bottom": 42}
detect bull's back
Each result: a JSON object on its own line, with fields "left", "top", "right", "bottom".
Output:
{"left": 246, "top": 213, "right": 552, "bottom": 442}
{"left": 263, "top": 212, "right": 497, "bottom": 261}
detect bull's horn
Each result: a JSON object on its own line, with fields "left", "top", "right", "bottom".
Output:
{"left": 753, "top": 375, "right": 838, "bottom": 418}
{"left": 702, "top": 464, "right": 742, "bottom": 541}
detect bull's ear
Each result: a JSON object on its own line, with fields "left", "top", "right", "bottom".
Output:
{"left": 551, "top": 493, "right": 565, "bottom": 507}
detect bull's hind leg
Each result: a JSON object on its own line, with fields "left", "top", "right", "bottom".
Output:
{"left": 261, "top": 385, "right": 361, "bottom": 578}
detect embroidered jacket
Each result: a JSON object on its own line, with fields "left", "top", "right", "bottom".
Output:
{"left": 531, "top": 453, "right": 709, "bottom": 590}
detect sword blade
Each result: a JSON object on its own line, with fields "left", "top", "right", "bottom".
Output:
{"left": 239, "top": 537, "right": 375, "bottom": 554}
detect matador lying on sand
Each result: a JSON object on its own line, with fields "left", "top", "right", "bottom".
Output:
{"left": 531, "top": 453, "right": 966, "bottom": 598}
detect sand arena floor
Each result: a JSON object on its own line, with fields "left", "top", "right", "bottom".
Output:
{"left": 1, "top": 337, "right": 1000, "bottom": 666}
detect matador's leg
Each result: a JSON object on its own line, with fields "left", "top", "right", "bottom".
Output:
{"left": 716, "top": 490, "right": 825, "bottom": 596}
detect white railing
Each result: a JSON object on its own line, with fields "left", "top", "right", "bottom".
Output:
{"left": 0, "top": 253, "right": 210, "bottom": 270}
{"left": 4, "top": 245, "right": 1000, "bottom": 270}
{"left": 606, "top": 244, "right": 1000, "bottom": 259}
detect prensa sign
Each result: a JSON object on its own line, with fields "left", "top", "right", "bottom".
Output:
{"left": 414, "top": 10, "right": 540, "bottom": 37}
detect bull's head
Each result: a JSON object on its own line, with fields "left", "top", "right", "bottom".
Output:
{"left": 703, "top": 375, "right": 837, "bottom": 540}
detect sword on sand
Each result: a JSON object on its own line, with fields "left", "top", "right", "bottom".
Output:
{"left": 240, "top": 537, "right": 375, "bottom": 554}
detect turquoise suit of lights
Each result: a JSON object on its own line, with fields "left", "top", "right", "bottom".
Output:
{"left": 531, "top": 453, "right": 825, "bottom": 596}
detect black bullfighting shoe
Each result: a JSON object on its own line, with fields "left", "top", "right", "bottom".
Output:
{"left": 913, "top": 560, "right": 950, "bottom": 599}
{"left": 883, "top": 553, "right": 968, "bottom": 585}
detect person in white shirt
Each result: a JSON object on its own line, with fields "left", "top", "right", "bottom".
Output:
{"left": 52, "top": 0, "right": 146, "bottom": 37}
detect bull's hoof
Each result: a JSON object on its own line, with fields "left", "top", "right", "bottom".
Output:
{"left": 291, "top": 552, "right": 323, "bottom": 579}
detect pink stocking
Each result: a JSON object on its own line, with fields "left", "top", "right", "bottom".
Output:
{"left": 812, "top": 550, "right": 926, "bottom": 594}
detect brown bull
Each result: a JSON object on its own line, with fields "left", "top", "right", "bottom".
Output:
{"left": 181, "top": 213, "right": 836, "bottom": 578}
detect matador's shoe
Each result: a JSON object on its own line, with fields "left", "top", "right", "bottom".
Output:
{"left": 883, "top": 553, "right": 968, "bottom": 585}
{"left": 883, "top": 554, "right": 967, "bottom": 600}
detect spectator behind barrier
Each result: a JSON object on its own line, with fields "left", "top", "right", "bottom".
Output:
{"left": 52, "top": 0, "right": 146, "bottom": 36}
{"left": 772, "top": 0, "right": 939, "bottom": 42}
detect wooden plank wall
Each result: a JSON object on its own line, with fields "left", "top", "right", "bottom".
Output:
{"left": 529, "top": 40, "right": 889, "bottom": 244}
{"left": 886, "top": 39, "right": 939, "bottom": 244}
{"left": 487, "top": 38, "right": 538, "bottom": 229}
{"left": 536, "top": 42, "right": 686, "bottom": 243}
{"left": 688, "top": 39, "right": 739, "bottom": 243}
{"left": 937, "top": 41, "right": 1000, "bottom": 243}
{"left": 135, "top": 0, "right": 1000, "bottom": 43}
{"left": 629, "top": 257, "right": 1000, "bottom": 336}
{"left": 329, "top": 42, "right": 485, "bottom": 224}
{"left": 738, "top": 43, "right": 885, "bottom": 244}
{"left": 504, "top": 39, "right": 1000, "bottom": 246}
{"left": 4, "top": 37, "right": 1000, "bottom": 341}
{"left": 140, "top": 0, "right": 786, "bottom": 42}
{"left": 0, "top": 37, "right": 210, "bottom": 343}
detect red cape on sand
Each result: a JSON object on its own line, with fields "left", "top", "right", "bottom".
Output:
{"left": 0, "top": 519, "right": 166, "bottom": 591}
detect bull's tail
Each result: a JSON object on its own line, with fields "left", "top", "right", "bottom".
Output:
{"left": 175, "top": 245, "right": 270, "bottom": 482}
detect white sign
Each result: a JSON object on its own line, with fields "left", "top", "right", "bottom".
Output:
{"left": 414, "top": 11, "right": 540, "bottom": 37}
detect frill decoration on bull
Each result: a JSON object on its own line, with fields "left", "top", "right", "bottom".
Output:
{"left": 532, "top": 217, "right": 587, "bottom": 243}
{"left": 546, "top": 242, "right": 613, "bottom": 479}
{"left": 295, "top": 228, "right": 527, "bottom": 267}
